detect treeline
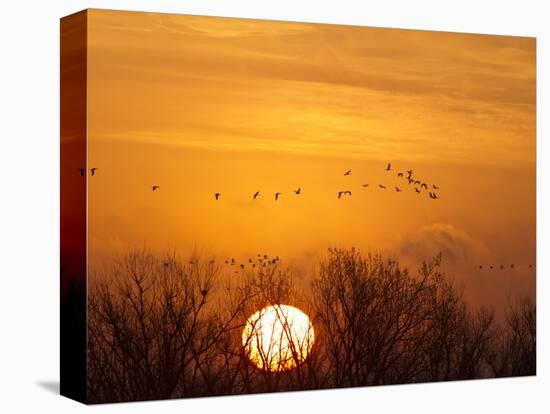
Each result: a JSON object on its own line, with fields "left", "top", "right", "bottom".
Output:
{"left": 86, "top": 248, "right": 535, "bottom": 403}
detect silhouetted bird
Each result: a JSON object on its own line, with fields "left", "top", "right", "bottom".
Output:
{"left": 386, "top": 163, "right": 391, "bottom": 171}
{"left": 249, "top": 258, "right": 252, "bottom": 263}
{"left": 344, "top": 170, "right": 352, "bottom": 176}
{"left": 210, "top": 259, "right": 215, "bottom": 264}
{"left": 362, "top": 184, "right": 369, "bottom": 187}
{"left": 77, "top": 168, "right": 86, "bottom": 176}
{"left": 397, "top": 172, "right": 403, "bottom": 177}
{"left": 395, "top": 187, "right": 402, "bottom": 192}
{"left": 253, "top": 191, "right": 261, "bottom": 199}
{"left": 511, "top": 264, "right": 514, "bottom": 269}
{"left": 272, "top": 259, "right": 276, "bottom": 264}
{"left": 414, "top": 180, "right": 421, "bottom": 185}
{"left": 407, "top": 170, "right": 413, "bottom": 175}
{"left": 264, "top": 255, "right": 267, "bottom": 259}
{"left": 90, "top": 167, "right": 98, "bottom": 176}
{"left": 231, "top": 258, "right": 235, "bottom": 264}
{"left": 500, "top": 265, "right": 504, "bottom": 270}
{"left": 421, "top": 183, "right": 428, "bottom": 189}
{"left": 431, "top": 193, "right": 440, "bottom": 200}
{"left": 295, "top": 187, "right": 302, "bottom": 195}
{"left": 252, "top": 263, "right": 256, "bottom": 268}
{"left": 276, "top": 256, "right": 279, "bottom": 260}
{"left": 338, "top": 191, "right": 344, "bottom": 199}
{"left": 215, "top": 193, "right": 221, "bottom": 200}
{"left": 225, "top": 260, "right": 229, "bottom": 264}
{"left": 275, "top": 192, "right": 282, "bottom": 200}
{"left": 433, "top": 184, "right": 440, "bottom": 190}
{"left": 415, "top": 188, "right": 421, "bottom": 194}
{"left": 345, "top": 191, "right": 352, "bottom": 196}
{"left": 379, "top": 184, "right": 386, "bottom": 189}
{"left": 408, "top": 179, "right": 414, "bottom": 185}
{"left": 240, "top": 264, "right": 245, "bottom": 269}
{"left": 152, "top": 185, "right": 160, "bottom": 191}
{"left": 479, "top": 265, "right": 483, "bottom": 269}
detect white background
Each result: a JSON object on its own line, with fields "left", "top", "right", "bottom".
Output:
{"left": 0, "top": 0, "right": 547, "bottom": 412}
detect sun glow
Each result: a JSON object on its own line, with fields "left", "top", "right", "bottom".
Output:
{"left": 242, "top": 304, "right": 315, "bottom": 372}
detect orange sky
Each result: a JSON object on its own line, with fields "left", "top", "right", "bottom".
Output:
{"left": 86, "top": 9, "right": 536, "bottom": 312}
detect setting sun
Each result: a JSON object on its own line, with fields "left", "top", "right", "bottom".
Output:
{"left": 242, "top": 305, "right": 315, "bottom": 372}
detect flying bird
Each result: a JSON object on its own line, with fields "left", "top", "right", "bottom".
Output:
{"left": 408, "top": 179, "right": 414, "bottom": 185}
{"left": 362, "top": 184, "right": 369, "bottom": 187}
{"left": 90, "top": 167, "right": 98, "bottom": 176}
{"left": 432, "top": 184, "right": 440, "bottom": 190}
{"left": 338, "top": 191, "right": 352, "bottom": 199}
{"left": 240, "top": 264, "right": 245, "bottom": 269}
{"left": 415, "top": 188, "right": 421, "bottom": 194}
{"left": 479, "top": 265, "right": 483, "bottom": 270}
{"left": 431, "top": 193, "right": 440, "bottom": 200}
{"left": 215, "top": 193, "right": 221, "bottom": 200}
{"left": 344, "top": 170, "right": 352, "bottom": 176}
{"left": 395, "top": 187, "right": 402, "bottom": 192}
{"left": 500, "top": 265, "right": 504, "bottom": 270}
{"left": 77, "top": 168, "right": 86, "bottom": 176}
{"left": 414, "top": 180, "right": 421, "bottom": 185}
{"left": 253, "top": 191, "right": 261, "bottom": 199}
{"left": 511, "top": 264, "right": 515, "bottom": 269}
{"left": 397, "top": 172, "right": 403, "bottom": 177}
{"left": 421, "top": 183, "right": 428, "bottom": 189}
{"left": 152, "top": 185, "right": 160, "bottom": 191}
{"left": 490, "top": 265, "right": 494, "bottom": 269}
{"left": 275, "top": 192, "right": 282, "bottom": 200}
{"left": 294, "top": 187, "right": 302, "bottom": 195}
{"left": 386, "top": 163, "right": 391, "bottom": 171}
{"left": 407, "top": 170, "right": 413, "bottom": 175}
{"left": 379, "top": 184, "right": 386, "bottom": 189}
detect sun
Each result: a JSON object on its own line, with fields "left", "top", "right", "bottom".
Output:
{"left": 242, "top": 304, "right": 315, "bottom": 372}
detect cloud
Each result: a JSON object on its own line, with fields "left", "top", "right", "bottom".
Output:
{"left": 398, "top": 223, "right": 489, "bottom": 266}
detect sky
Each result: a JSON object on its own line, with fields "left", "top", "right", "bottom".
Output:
{"left": 86, "top": 9, "right": 536, "bottom": 312}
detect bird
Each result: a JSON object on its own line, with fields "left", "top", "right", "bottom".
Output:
{"left": 415, "top": 188, "right": 421, "bottom": 194}
{"left": 90, "top": 167, "right": 98, "bottom": 176}
{"left": 479, "top": 265, "right": 483, "bottom": 270}
{"left": 215, "top": 193, "right": 221, "bottom": 200}
{"left": 276, "top": 256, "right": 280, "bottom": 261}
{"left": 240, "top": 264, "right": 245, "bottom": 269}
{"left": 252, "top": 263, "right": 256, "bottom": 268}
{"left": 210, "top": 259, "right": 215, "bottom": 264}
{"left": 362, "top": 184, "right": 369, "bottom": 187}
{"left": 397, "top": 172, "right": 403, "bottom": 177}
{"left": 253, "top": 191, "right": 261, "bottom": 199}
{"left": 386, "top": 163, "right": 392, "bottom": 171}
{"left": 338, "top": 191, "right": 352, "bottom": 199}
{"left": 500, "top": 265, "right": 504, "bottom": 270}
{"left": 432, "top": 184, "right": 440, "bottom": 190}
{"left": 421, "top": 183, "right": 428, "bottom": 189}
{"left": 77, "top": 168, "right": 86, "bottom": 176}
{"left": 275, "top": 192, "right": 282, "bottom": 200}
{"left": 344, "top": 169, "right": 352, "bottom": 176}
{"left": 225, "top": 260, "right": 229, "bottom": 264}
{"left": 264, "top": 255, "right": 267, "bottom": 259}
{"left": 231, "top": 258, "right": 235, "bottom": 264}
{"left": 249, "top": 258, "right": 252, "bottom": 263}
{"left": 152, "top": 185, "right": 160, "bottom": 191}
{"left": 294, "top": 187, "right": 302, "bottom": 195}
{"left": 408, "top": 179, "right": 414, "bottom": 185}
{"left": 511, "top": 264, "right": 515, "bottom": 269}
{"left": 529, "top": 264, "right": 533, "bottom": 268}
{"left": 490, "top": 265, "right": 494, "bottom": 269}
{"left": 414, "top": 180, "right": 421, "bottom": 185}
{"left": 345, "top": 191, "right": 352, "bottom": 196}
{"left": 431, "top": 193, "right": 440, "bottom": 200}
{"left": 407, "top": 170, "right": 413, "bottom": 175}
{"left": 379, "top": 184, "right": 386, "bottom": 189}
{"left": 395, "top": 187, "right": 402, "bottom": 192}
{"left": 338, "top": 191, "right": 344, "bottom": 199}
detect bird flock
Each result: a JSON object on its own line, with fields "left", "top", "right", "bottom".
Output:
{"left": 478, "top": 263, "right": 534, "bottom": 271}
{"left": 77, "top": 162, "right": 442, "bottom": 202}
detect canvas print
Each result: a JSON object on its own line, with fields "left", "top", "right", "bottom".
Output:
{"left": 60, "top": 9, "right": 536, "bottom": 404}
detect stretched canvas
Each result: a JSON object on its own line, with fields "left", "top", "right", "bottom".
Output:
{"left": 60, "top": 8, "right": 537, "bottom": 404}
